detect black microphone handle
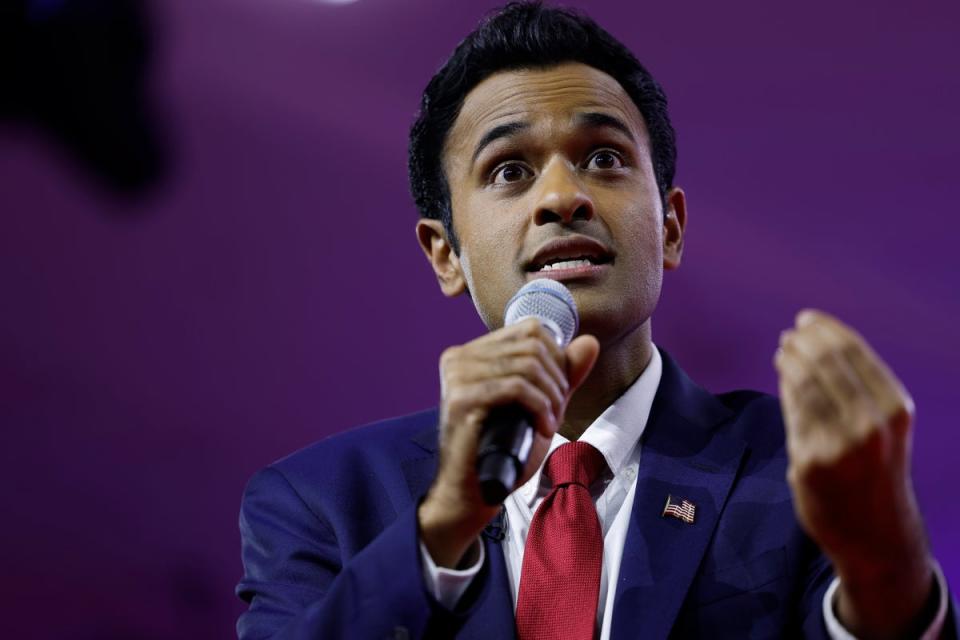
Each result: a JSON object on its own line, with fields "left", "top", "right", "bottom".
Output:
{"left": 476, "top": 404, "right": 534, "bottom": 505}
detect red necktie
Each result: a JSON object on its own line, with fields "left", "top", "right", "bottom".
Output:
{"left": 515, "top": 441, "right": 607, "bottom": 640}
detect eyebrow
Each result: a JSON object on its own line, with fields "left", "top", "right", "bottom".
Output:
{"left": 471, "top": 121, "right": 529, "bottom": 164}
{"left": 574, "top": 112, "right": 636, "bottom": 143}
{"left": 469, "top": 112, "right": 636, "bottom": 165}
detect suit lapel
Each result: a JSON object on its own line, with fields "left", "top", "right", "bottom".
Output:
{"left": 611, "top": 349, "right": 747, "bottom": 640}
{"left": 401, "top": 421, "right": 517, "bottom": 639}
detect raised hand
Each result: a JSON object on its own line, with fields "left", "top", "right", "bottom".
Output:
{"left": 775, "top": 310, "right": 936, "bottom": 637}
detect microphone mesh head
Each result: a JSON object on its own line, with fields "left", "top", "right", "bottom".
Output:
{"left": 503, "top": 279, "right": 579, "bottom": 347}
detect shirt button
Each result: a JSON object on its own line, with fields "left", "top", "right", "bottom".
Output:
{"left": 623, "top": 467, "right": 636, "bottom": 481}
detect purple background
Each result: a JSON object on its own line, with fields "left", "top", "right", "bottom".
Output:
{"left": 2, "top": 0, "right": 958, "bottom": 637}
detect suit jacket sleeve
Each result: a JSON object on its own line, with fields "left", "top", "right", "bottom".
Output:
{"left": 235, "top": 466, "right": 489, "bottom": 640}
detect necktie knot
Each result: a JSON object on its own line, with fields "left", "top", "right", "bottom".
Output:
{"left": 545, "top": 441, "right": 606, "bottom": 489}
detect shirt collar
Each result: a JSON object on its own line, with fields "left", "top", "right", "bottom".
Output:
{"left": 516, "top": 345, "right": 663, "bottom": 505}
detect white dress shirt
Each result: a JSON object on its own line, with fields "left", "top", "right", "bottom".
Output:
{"left": 419, "top": 345, "right": 947, "bottom": 638}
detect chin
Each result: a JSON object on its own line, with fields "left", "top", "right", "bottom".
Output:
{"left": 577, "top": 297, "right": 653, "bottom": 343}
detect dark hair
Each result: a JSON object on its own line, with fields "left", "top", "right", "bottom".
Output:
{"left": 408, "top": 1, "right": 677, "bottom": 253}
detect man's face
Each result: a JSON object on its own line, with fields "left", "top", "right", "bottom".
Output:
{"left": 419, "top": 62, "right": 684, "bottom": 345}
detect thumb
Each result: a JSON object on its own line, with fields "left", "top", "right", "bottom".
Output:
{"left": 565, "top": 334, "right": 600, "bottom": 394}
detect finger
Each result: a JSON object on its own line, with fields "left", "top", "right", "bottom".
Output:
{"left": 782, "top": 325, "right": 869, "bottom": 429}
{"left": 466, "top": 319, "right": 567, "bottom": 388}
{"left": 444, "top": 347, "right": 567, "bottom": 415}
{"left": 441, "top": 375, "right": 558, "bottom": 453}
{"left": 776, "top": 364, "right": 849, "bottom": 489}
{"left": 809, "top": 321, "right": 890, "bottom": 426}
{"left": 798, "top": 310, "right": 913, "bottom": 420}
{"left": 468, "top": 336, "right": 569, "bottom": 396}
{"left": 510, "top": 318, "right": 567, "bottom": 371}
{"left": 494, "top": 355, "right": 566, "bottom": 417}
{"left": 474, "top": 376, "right": 558, "bottom": 438}
{"left": 776, "top": 337, "right": 843, "bottom": 430}
{"left": 775, "top": 344, "right": 811, "bottom": 442}
{"left": 476, "top": 317, "right": 566, "bottom": 365}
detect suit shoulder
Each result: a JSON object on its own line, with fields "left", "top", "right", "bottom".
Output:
{"left": 267, "top": 407, "right": 439, "bottom": 480}
{"left": 716, "top": 389, "right": 781, "bottom": 417}
{"left": 715, "top": 389, "right": 786, "bottom": 451}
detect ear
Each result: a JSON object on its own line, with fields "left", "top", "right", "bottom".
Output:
{"left": 415, "top": 218, "right": 467, "bottom": 297}
{"left": 662, "top": 187, "right": 687, "bottom": 271}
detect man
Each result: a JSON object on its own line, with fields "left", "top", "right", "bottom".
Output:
{"left": 236, "top": 3, "right": 956, "bottom": 638}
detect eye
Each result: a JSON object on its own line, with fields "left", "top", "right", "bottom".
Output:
{"left": 585, "top": 149, "right": 624, "bottom": 171}
{"left": 491, "top": 162, "right": 531, "bottom": 185}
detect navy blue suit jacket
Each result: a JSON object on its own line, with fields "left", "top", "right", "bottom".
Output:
{"left": 236, "top": 348, "right": 957, "bottom": 639}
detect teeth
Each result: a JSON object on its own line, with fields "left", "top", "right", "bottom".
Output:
{"left": 540, "top": 259, "right": 593, "bottom": 272}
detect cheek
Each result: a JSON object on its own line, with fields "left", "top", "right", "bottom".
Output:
{"left": 456, "top": 200, "right": 520, "bottom": 274}
{"left": 627, "top": 223, "right": 663, "bottom": 256}
{"left": 452, "top": 200, "right": 528, "bottom": 330}
{"left": 614, "top": 207, "right": 665, "bottom": 303}
{"left": 617, "top": 203, "right": 664, "bottom": 263}
{"left": 456, "top": 249, "right": 499, "bottom": 330}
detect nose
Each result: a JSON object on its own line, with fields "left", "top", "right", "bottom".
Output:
{"left": 532, "top": 157, "right": 594, "bottom": 226}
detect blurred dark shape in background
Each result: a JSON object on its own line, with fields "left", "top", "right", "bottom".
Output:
{"left": 0, "top": 0, "right": 168, "bottom": 196}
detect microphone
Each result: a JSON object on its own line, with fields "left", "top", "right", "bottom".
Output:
{"left": 476, "top": 279, "right": 579, "bottom": 505}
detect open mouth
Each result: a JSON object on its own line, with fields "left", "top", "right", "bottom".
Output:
{"left": 524, "top": 235, "right": 616, "bottom": 275}
{"left": 530, "top": 255, "right": 613, "bottom": 272}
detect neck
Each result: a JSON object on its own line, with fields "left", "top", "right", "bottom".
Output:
{"left": 559, "top": 321, "right": 653, "bottom": 441}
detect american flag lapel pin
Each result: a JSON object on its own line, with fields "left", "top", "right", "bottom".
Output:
{"left": 662, "top": 494, "right": 696, "bottom": 524}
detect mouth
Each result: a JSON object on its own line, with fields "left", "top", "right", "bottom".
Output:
{"left": 528, "top": 254, "right": 613, "bottom": 272}
{"left": 524, "top": 235, "right": 616, "bottom": 274}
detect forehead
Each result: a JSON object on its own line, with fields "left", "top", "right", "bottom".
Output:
{"left": 445, "top": 62, "right": 647, "bottom": 163}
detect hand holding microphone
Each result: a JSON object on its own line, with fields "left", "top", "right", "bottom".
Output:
{"left": 476, "top": 279, "right": 582, "bottom": 504}
{"left": 418, "top": 280, "right": 599, "bottom": 569}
